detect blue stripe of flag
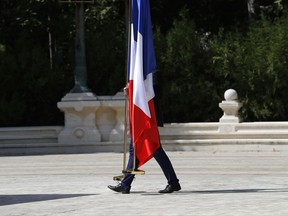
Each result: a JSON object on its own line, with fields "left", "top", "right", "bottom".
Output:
{"left": 130, "top": 0, "right": 157, "bottom": 80}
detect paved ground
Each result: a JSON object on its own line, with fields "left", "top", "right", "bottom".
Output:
{"left": 0, "top": 150, "right": 288, "bottom": 216}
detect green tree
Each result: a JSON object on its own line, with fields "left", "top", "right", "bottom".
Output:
{"left": 0, "top": 0, "right": 126, "bottom": 126}
{"left": 85, "top": 0, "right": 126, "bottom": 95}
{"left": 211, "top": 15, "right": 288, "bottom": 121}
{"left": 0, "top": 0, "right": 288, "bottom": 126}
{"left": 155, "top": 10, "right": 222, "bottom": 123}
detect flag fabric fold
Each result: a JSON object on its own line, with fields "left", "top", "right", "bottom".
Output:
{"left": 128, "top": 0, "right": 160, "bottom": 167}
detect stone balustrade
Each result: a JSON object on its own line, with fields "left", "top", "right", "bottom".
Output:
{"left": 57, "top": 91, "right": 126, "bottom": 145}
{"left": 1, "top": 89, "right": 288, "bottom": 155}
{"left": 57, "top": 88, "right": 245, "bottom": 145}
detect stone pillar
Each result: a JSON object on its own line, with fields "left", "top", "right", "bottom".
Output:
{"left": 57, "top": 92, "right": 101, "bottom": 144}
{"left": 95, "top": 92, "right": 126, "bottom": 142}
{"left": 57, "top": 91, "right": 126, "bottom": 144}
{"left": 108, "top": 100, "right": 126, "bottom": 142}
{"left": 219, "top": 89, "right": 242, "bottom": 133}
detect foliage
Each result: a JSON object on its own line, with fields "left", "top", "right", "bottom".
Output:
{"left": 85, "top": 0, "right": 126, "bottom": 95}
{"left": 0, "top": 0, "right": 288, "bottom": 126}
{"left": 155, "top": 10, "right": 222, "bottom": 123}
{"left": 211, "top": 15, "right": 288, "bottom": 121}
{"left": 0, "top": 0, "right": 125, "bottom": 126}
{"left": 0, "top": 0, "right": 70, "bottom": 126}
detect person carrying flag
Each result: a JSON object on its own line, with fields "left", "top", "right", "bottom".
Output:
{"left": 108, "top": 0, "right": 181, "bottom": 194}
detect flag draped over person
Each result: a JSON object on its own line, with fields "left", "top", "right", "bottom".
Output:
{"left": 127, "top": 0, "right": 160, "bottom": 167}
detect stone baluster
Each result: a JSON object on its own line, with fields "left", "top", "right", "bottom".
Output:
{"left": 218, "top": 89, "right": 242, "bottom": 133}
{"left": 57, "top": 91, "right": 126, "bottom": 144}
{"left": 57, "top": 93, "right": 101, "bottom": 144}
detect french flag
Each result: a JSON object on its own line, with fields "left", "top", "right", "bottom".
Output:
{"left": 128, "top": 0, "right": 160, "bottom": 167}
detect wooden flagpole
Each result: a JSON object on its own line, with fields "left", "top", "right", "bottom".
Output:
{"left": 113, "top": 0, "right": 144, "bottom": 181}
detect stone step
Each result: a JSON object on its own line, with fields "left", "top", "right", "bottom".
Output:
{"left": 160, "top": 122, "right": 288, "bottom": 140}
{"left": 1, "top": 123, "right": 288, "bottom": 155}
{"left": 0, "top": 126, "right": 63, "bottom": 144}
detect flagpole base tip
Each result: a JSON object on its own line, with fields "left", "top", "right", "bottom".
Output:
{"left": 122, "top": 169, "right": 145, "bottom": 175}
{"left": 113, "top": 175, "right": 124, "bottom": 181}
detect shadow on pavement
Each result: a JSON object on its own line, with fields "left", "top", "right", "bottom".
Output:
{"left": 182, "top": 188, "right": 288, "bottom": 194}
{"left": 141, "top": 188, "right": 288, "bottom": 196}
{"left": 0, "top": 194, "right": 98, "bottom": 206}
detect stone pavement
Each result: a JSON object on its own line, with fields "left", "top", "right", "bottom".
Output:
{"left": 0, "top": 151, "right": 288, "bottom": 216}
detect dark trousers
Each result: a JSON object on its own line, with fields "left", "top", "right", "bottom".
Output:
{"left": 121, "top": 140, "right": 179, "bottom": 187}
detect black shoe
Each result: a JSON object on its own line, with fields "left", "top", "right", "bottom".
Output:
{"left": 159, "top": 183, "right": 181, "bottom": 193}
{"left": 108, "top": 183, "right": 130, "bottom": 194}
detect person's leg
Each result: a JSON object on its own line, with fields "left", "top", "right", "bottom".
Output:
{"left": 121, "top": 140, "right": 138, "bottom": 187}
{"left": 153, "top": 146, "right": 181, "bottom": 193}
{"left": 108, "top": 140, "right": 138, "bottom": 193}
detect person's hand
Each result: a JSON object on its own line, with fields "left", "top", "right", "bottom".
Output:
{"left": 126, "top": 127, "right": 131, "bottom": 137}
{"left": 124, "top": 83, "right": 129, "bottom": 96}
